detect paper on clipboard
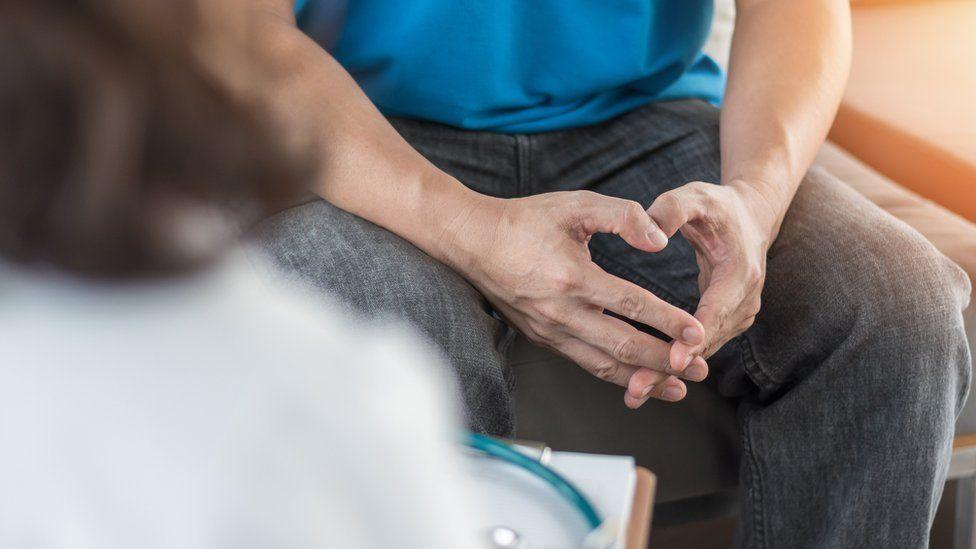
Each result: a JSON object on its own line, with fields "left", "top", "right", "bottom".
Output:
{"left": 463, "top": 450, "right": 636, "bottom": 548}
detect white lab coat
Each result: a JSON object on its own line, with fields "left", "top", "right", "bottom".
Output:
{"left": 0, "top": 253, "right": 482, "bottom": 549}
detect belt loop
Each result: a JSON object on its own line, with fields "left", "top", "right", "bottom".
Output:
{"left": 515, "top": 134, "right": 532, "bottom": 197}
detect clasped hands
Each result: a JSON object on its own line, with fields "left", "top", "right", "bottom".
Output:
{"left": 448, "top": 181, "right": 777, "bottom": 409}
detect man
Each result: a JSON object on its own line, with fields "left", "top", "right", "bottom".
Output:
{"left": 245, "top": 0, "right": 972, "bottom": 546}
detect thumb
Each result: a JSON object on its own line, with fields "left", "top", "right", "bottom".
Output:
{"left": 690, "top": 266, "right": 742, "bottom": 356}
{"left": 648, "top": 184, "right": 708, "bottom": 237}
{"left": 575, "top": 193, "right": 668, "bottom": 252}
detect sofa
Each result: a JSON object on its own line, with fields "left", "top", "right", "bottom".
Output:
{"left": 511, "top": 1, "right": 976, "bottom": 546}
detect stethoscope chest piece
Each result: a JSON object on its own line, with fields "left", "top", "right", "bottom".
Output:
{"left": 487, "top": 525, "right": 522, "bottom": 548}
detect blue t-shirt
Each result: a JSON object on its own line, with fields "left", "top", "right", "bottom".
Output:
{"left": 297, "top": 1, "right": 725, "bottom": 133}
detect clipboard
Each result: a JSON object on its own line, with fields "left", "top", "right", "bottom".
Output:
{"left": 627, "top": 467, "right": 655, "bottom": 549}
{"left": 464, "top": 450, "right": 656, "bottom": 547}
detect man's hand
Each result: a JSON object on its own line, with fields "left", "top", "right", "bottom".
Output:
{"left": 625, "top": 180, "right": 780, "bottom": 403}
{"left": 615, "top": 0, "right": 850, "bottom": 406}
{"left": 447, "top": 190, "right": 709, "bottom": 404}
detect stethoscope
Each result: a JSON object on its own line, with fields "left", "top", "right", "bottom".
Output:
{"left": 463, "top": 432, "right": 617, "bottom": 548}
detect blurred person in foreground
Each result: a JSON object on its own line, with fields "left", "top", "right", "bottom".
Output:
{"left": 236, "top": 0, "right": 970, "bottom": 546}
{"left": 0, "top": 2, "right": 479, "bottom": 547}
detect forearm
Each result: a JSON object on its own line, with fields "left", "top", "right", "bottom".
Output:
{"left": 722, "top": 0, "right": 851, "bottom": 230}
{"left": 238, "top": 3, "right": 490, "bottom": 268}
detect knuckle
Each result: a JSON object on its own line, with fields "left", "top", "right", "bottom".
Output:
{"left": 572, "top": 190, "right": 599, "bottom": 208}
{"left": 591, "top": 360, "right": 620, "bottom": 382}
{"left": 743, "top": 265, "right": 764, "bottom": 287}
{"left": 534, "top": 303, "right": 564, "bottom": 325}
{"left": 520, "top": 326, "right": 548, "bottom": 345}
{"left": 612, "top": 336, "right": 642, "bottom": 364}
{"left": 548, "top": 265, "right": 582, "bottom": 291}
{"left": 548, "top": 268, "right": 580, "bottom": 292}
{"left": 617, "top": 292, "right": 645, "bottom": 319}
{"left": 739, "top": 315, "right": 756, "bottom": 331}
{"left": 654, "top": 192, "right": 679, "bottom": 212}
{"left": 624, "top": 201, "right": 646, "bottom": 222}
{"left": 528, "top": 325, "right": 558, "bottom": 345}
{"left": 698, "top": 190, "right": 718, "bottom": 210}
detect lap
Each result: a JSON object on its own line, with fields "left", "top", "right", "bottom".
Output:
{"left": 265, "top": 101, "right": 967, "bottom": 431}
{"left": 526, "top": 100, "right": 968, "bottom": 398}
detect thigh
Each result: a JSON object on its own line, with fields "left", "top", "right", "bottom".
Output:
{"left": 732, "top": 166, "right": 970, "bottom": 549}
{"left": 253, "top": 199, "right": 516, "bottom": 435}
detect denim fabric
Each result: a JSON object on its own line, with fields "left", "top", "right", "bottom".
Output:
{"left": 256, "top": 99, "right": 972, "bottom": 547}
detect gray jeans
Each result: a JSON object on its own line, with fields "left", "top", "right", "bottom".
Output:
{"left": 256, "top": 100, "right": 972, "bottom": 548}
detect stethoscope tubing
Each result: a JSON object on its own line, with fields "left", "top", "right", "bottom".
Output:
{"left": 463, "top": 431, "right": 604, "bottom": 531}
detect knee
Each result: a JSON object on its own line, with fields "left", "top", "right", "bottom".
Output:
{"left": 845, "top": 226, "right": 972, "bottom": 414}
{"left": 854, "top": 232, "right": 969, "bottom": 337}
{"left": 852, "top": 221, "right": 968, "bottom": 329}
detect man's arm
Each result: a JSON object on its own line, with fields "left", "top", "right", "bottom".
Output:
{"left": 722, "top": 0, "right": 851, "bottom": 230}
{"left": 629, "top": 0, "right": 851, "bottom": 400}
{"left": 243, "top": 0, "right": 484, "bottom": 262}
{"left": 233, "top": 1, "right": 709, "bottom": 404}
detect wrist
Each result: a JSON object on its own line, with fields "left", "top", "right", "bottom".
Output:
{"left": 415, "top": 172, "right": 505, "bottom": 275}
{"left": 724, "top": 177, "right": 788, "bottom": 246}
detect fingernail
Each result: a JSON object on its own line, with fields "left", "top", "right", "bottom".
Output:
{"left": 674, "top": 354, "right": 692, "bottom": 373}
{"left": 647, "top": 228, "right": 668, "bottom": 248}
{"left": 640, "top": 384, "right": 655, "bottom": 399}
{"left": 681, "top": 326, "right": 703, "bottom": 344}
{"left": 663, "top": 386, "right": 683, "bottom": 401}
{"left": 685, "top": 363, "right": 706, "bottom": 381}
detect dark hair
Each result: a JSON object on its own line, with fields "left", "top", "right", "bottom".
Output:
{"left": 0, "top": 0, "right": 312, "bottom": 278}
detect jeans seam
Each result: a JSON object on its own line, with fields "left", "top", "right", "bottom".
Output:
{"left": 589, "top": 249, "right": 697, "bottom": 313}
{"left": 738, "top": 336, "right": 779, "bottom": 394}
{"left": 742, "top": 408, "right": 767, "bottom": 549}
